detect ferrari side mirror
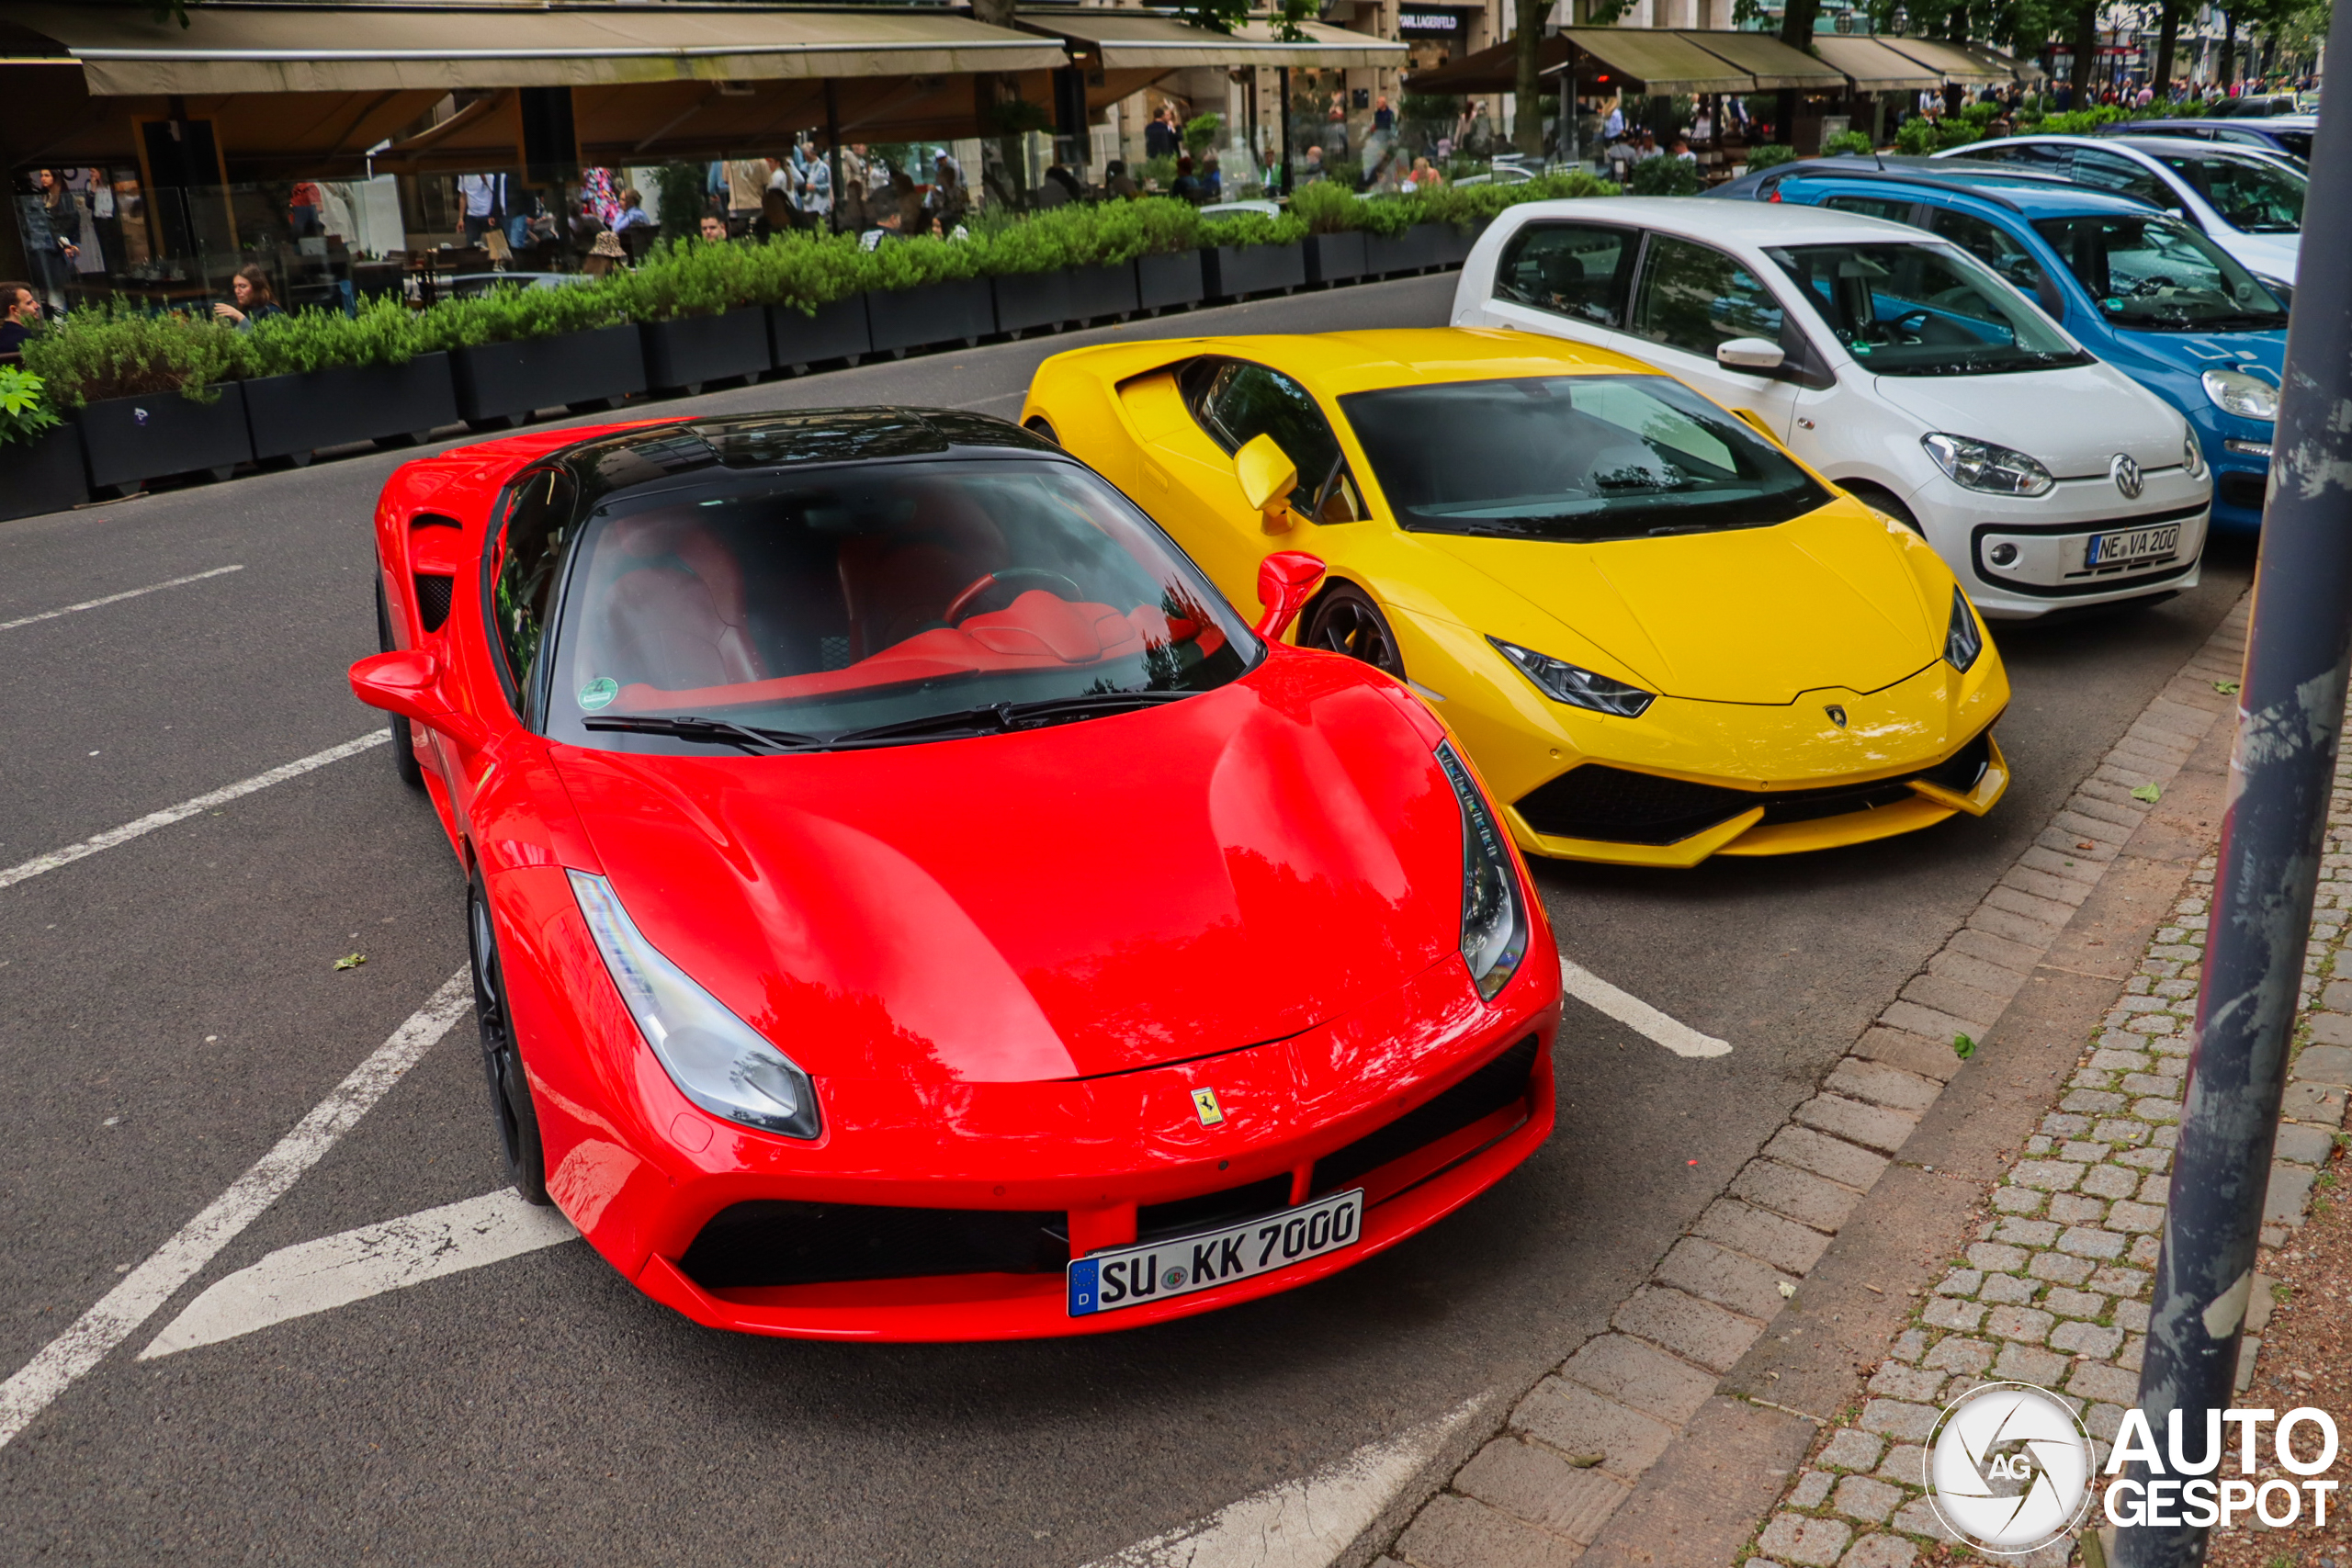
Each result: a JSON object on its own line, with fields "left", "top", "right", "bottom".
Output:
{"left": 350, "top": 649, "right": 483, "bottom": 747}
{"left": 1254, "top": 551, "right": 1327, "bottom": 641}
{"left": 1234, "top": 434, "right": 1299, "bottom": 532}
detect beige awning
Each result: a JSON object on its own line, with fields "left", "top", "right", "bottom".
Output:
{"left": 0, "top": 1, "right": 1069, "bottom": 96}
{"left": 1876, "top": 36, "right": 2007, "bottom": 85}
{"left": 1809, "top": 35, "right": 1943, "bottom": 92}
{"left": 1675, "top": 31, "right": 1843, "bottom": 92}
{"left": 1544, "top": 28, "right": 1758, "bottom": 95}
{"left": 1016, "top": 10, "right": 1404, "bottom": 70}
{"left": 1957, "top": 41, "right": 2043, "bottom": 82}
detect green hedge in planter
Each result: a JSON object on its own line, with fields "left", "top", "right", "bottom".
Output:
{"left": 1743, "top": 144, "right": 1799, "bottom": 170}
{"left": 1287, "top": 171, "right": 1617, "bottom": 240}
{"left": 233, "top": 296, "right": 435, "bottom": 376}
{"left": 1200, "top": 210, "right": 1309, "bottom": 248}
{"left": 0, "top": 363, "right": 62, "bottom": 445}
{"left": 20, "top": 304, "right": 241, "bottom": 409}
{"left": 409, "top": 276, "right": 633, "bottom": 353}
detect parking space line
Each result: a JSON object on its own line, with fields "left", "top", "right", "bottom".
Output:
{"left": 0, "top": 970, "right": 471, "bottom": 1451}
{"left": 141, "top": 1190, "right": 576, "bottom": 1360}
{"left": 1559, "top": 957, "right": 1732, "bottom": 1059}
{"left": 0, "top": 565, "right": 245, "bottom": 633}
{"left": 1081, "top": 1393, "right": 1489, "bottom": 1568}
{"left": 0, "top": 731, "right": 386, "bottom": 892}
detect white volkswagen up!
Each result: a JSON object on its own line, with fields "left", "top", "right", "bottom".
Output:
{"left": 1453, "top": 197, "right": 2210, "bottom": 618}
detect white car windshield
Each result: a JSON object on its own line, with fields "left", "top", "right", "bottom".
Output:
{"left": 2154, "top": 151, "right": 2304, "bottom": 233}
{"left": 1766, "top": 242, "right": 2090, "bottom": 377}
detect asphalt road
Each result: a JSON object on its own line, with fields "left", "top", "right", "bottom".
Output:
{"left": 0, "top": 272, "right": 2256, "bottom": 1566}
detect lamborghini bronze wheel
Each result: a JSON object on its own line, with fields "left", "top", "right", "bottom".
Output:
{"left": 1300, "top": 583, "right": 1406, "bottom": 678}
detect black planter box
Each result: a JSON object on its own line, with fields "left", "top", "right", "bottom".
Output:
{"left": 1069, "top": 263, "right": 1139, "bottom": 322}
{"left": 453, "top": 324, "right": 646, "bottom": 426}
{"left": 1366, "top": 225, "right": 1448, "bottom": 277}
{"left": 0, "top": 423, "right": 90, "bottom": 521}
{"left": 243, "top": 354, "right": 459, "bottom": 462}
{"left": 79, "top": 384, "right": 254, "bottom": 494}
{"left": 1433, "top": 223, "right": 1476, "bottom": 266}
{"left": 1203, "top": 243, "right": 1306, "bottom": 301}
{"left": 1305, "top": 231, "right": 1369, "bottom": 287}
{"left": 1136, "top": 251, "right": 1206, "bottom": 313}
{"left": 769, "top": 298, "right": 871, "bottom": 371}
{"left": 638, "top": 308, "right": 773, "bottom": 393}
{"left": 865, "top": 278, "right": 995, "bottom": 355}
{"left": 991, "top": 270, "right": 1075, "bottom": 337}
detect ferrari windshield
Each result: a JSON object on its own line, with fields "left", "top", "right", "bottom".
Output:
{"left": 2032, "top": 214, "right": 2289, "bottom": 332}
{"left": 1340, "top": 374, "right": 1829, "bottom": 542}
{"left": 1766, "top": 242, "right": 2089, "bottom": 376}
{"left": 520, "top": 458, "right": 1252, "bottom": 753}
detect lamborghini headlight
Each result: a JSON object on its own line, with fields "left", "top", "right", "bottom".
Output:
{"left": 2201, "top": 367, "right": 2278, "bottom": 422}
{"left": 1436, "top": 742, "right": 1530, "bottom": 1002}
{"left": 1921, "top": 433, "right": 2055, "bottom": 497}
{"left": 569, "top": 870, "right": 820, "bottom": 1139}
{"left": 1945, "top": 587, "right": 1984, "bottom": 674}
{"left": 1488, "top": 637, "right": 1656, "bottom": 716}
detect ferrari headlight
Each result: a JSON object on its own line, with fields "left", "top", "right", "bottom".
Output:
{"left": 1487, "top": 637, "right": 1655, "bottom": 716}
{"left": 1921, "top": 434, "right": 2055, "bottom": 497}
{"left": 2182, "top": 429, "right": 2208, "bottom": 480}
{"left": 2202, "top": 368, "right": 2278, "bottom": 422}
{"left": 1945, "top": 587, "right": 1984, "bottom": 674}
{"left": 1436, "top": 742, "right": 1530, "bottom": 1002}
{"left": 569, "top": 870, "right": 820, "bottom": 1140}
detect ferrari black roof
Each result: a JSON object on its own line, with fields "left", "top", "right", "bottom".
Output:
{"left": 554, "top": 408, "right": 1058, "bottom": 502}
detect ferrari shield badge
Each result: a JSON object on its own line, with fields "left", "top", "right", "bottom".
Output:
{"left": 1191, "top": 1088, "right": 1226, "bottom": 1127}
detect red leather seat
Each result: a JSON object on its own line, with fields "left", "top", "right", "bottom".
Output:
{"left": 586, "top": 517, "right": 766, "bottom": 694}
{"left": 835, "top": 485, "right": 1008, "bottom": 660}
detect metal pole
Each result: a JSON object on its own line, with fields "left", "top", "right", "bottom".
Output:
{"left": 1278, "top": 66, "right": 1294, "bottom": 195}
{"left": 823, "top": 77, "right": 845, "bottom": 235}
{"left": 2115, "top": 0, "right": 2352, "bottom": 1559}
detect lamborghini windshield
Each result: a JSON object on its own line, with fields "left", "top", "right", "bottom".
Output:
{"left": 1767, "top": 242, "right": 2090, "bottom": 376}
{"left": 1340, "top": 374, "right": 1830, "bottom": 542}
{"left": 499, "top": 454, "right": 1251, "bottom": 754}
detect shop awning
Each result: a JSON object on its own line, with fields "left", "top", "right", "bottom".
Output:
{"left": 1809, "top": 35, "right": 1943, "bottom": 92}
{"left": 1876, "top": 36, "right": 2007, "bottom": 85}
{"left": 0, "top": 1, "right": 1069, "bottom": 96}
{"left": 1015, "top": 10, "right": 1404, "bottom": 70}
{"left": 1402, "top": 33, "right": 1560, "bottom": 95}
{"left": 1674, "top": 30, "right": 1844, "bottom": 91}
{"left": 1545, "top": 29, "right": 1753, "bottom": 95}
{"left": 1958, "top": 41, "right": 2043, "bottom": 82}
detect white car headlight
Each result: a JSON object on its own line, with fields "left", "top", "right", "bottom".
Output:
{"left": 2182, "top": 429, "right": 2208, "bottom": 480}
{"left": 1945, "top": 588, "right": 1984, "bottom": 673}
{"left": 1487, "top": 637, "right": 1656, "bottom": 716}
{"left": 1435, "top": 743, "right": 1530, "bottom": 1002}
{"left": 2201, "top": 368, "right": 2278, "bottom": 422}
{"left": 569, "top": 870, "right": 820, "bottom": 1140}
{"left": 1921, "top": 434, "right": 2055, "bottom": 497}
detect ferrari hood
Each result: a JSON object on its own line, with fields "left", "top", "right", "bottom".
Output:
{"left": 552, "top": 671, "right": 1461, "bottom": 1085}
{"left": 1421, "top": 507, "right": 1938, "bottom": 705}
{"left": 1870, "top": 362, "right": 2183, "bottom": 476}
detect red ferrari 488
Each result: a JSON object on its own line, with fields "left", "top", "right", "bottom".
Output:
{"left": 353, "top": 409, "right": 1561, "bottom": 1339}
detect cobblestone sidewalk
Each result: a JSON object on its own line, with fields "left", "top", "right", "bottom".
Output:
{"left": 1742, "top": 745, "right": 2352, "bottom": 1566}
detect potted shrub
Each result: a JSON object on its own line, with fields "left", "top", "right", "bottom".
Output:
{"left": 860, "top": 234, "right": 995, "bottom": 356}
{"left": 235, "top": 298, "right": 458, "bottom": 462}
{"left": 24, "top": 306, "right": 253, "bottom": 495}
{"left": 413, "top": 277, "right": 644, "bottom": 429}
{"left": 0, "top": 362, "right": 87, "bottom": 522}
{"left": 1084, "top": 197, "right": 1207, "bottom": 315}
{"left": 1291, "top": 184, "right": 1368, "bottom": 287}
{"left": 1200, "top": 210, "right": 1308, "bottom": 299}
{"left": 621, "top": 238, "right": 777, "bottom": 393}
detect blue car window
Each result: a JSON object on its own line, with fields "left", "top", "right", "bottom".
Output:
{"left": 2031, "top": 215, "right": 2288, "bottom": 332}
{"left": 1821, "top": 195, "right": 1917, "bottom": 225}
{"left": 1922, "top": 207, "right": 2054, "bottom": 306}
{"left": 1627, "top": 236, "right": 1785, "bottom": 359}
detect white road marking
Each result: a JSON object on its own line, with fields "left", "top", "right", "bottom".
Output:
{"left": 1559, "top": 956, "right": 1732, "bottom": 1059}
{"left": 0, "top": 565, "right": 244, "bottom": 633}
{"left": 0, "top": 731, "right": 387, "bottom": 892}
{"left": 1081, "top": 1394, "right": 1489, "bottom": 1568}
{"left": 0, "top": 971, "right": 472, "bottom": 1451}
{"left": 141, "top": 1190, "right": 577, "bottom": 1359}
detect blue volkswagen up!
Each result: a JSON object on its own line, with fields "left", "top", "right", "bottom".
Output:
{"left": 1713, "top": 159, "right": 2286, "bottom": 530}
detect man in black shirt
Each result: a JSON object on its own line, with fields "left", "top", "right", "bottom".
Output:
{"left": 0, "top": 282, "right": 39, "bottom": 355}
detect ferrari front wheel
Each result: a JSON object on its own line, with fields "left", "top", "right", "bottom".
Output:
{"left": 1301, "top": 583, "right": 1406, "bottom": 678}
{"left": 469, "top": 878, "right": 550, "bottom": 1206}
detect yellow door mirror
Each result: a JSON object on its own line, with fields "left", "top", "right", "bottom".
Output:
{"left": 1234, "top": 434, "right": 1299, "bottom": 525}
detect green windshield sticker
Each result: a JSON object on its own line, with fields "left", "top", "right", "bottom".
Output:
{"left": 577, "top": 677, "right": 619, "bottom": 711}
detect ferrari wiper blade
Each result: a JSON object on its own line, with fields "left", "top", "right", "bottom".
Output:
{"left": 828, "top": 691, "right": 1193, "bottom": 746}
{"left": 582, "top": 714, "right": 821, "bottom": 752}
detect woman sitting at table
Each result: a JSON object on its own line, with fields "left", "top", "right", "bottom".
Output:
{"left": 212, "top": 265, "right": 284, "bottom": 330}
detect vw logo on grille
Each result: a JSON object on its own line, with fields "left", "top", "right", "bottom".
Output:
{"left": 2110, "top": 453, "right": 2144, "bottom": 500}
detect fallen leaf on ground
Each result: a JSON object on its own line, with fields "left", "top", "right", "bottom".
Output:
{"left": 1953, "top": 1033, "right": 1977, "bottom": 1060}
{"left": 1778, "top": 1280, "right": 1798, "bottom": 1298}
{"left": 2214, "top": 681, "right": 2240, "bottom": 694}
{"left": 1564, "top": 1452, "right": 1604, "bottom": 1469}
{"left": 334, "top": 953, "right": 367, "bottom": 971}
{"left": 2132, "top": 784, "right": 2163, "bottom": 804}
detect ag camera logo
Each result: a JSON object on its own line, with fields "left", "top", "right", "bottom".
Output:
{"left": 1924, "top": 1382, "right": 2095, "bottom": 1554}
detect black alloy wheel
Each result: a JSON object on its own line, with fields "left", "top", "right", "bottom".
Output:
{"left": 1845, "top": 482, "right": 1924, "bottom": 536}
{"left": 374, "top": 577, "right": 425, "bottom": 790}
{"left": 1023, "top": 415, "right": 1059, "bottom": 446}
{"left": 469, "top": 879, "right": 551, "bottom": 1205}
{"left": 1300, "top": 582, "right": 1407, "bottom": 678}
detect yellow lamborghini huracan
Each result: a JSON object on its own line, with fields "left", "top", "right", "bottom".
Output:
{"left": 1019, "top": 328, "right": 2009, "bottom": 867}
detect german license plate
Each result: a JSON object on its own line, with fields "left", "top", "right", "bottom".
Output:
{"left": 1067, "top": 1190, "right": 1363, "bottom": 1316}
{"left": 2085, "top": 524, "right": 2179, "bottom": 568}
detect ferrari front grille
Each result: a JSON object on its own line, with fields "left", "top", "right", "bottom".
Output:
{"left": 1515, "top": 729, "right": 1993, "bottom": 845}
{"left": 413, "top": 573, "right": 454, "bottom": 633}
{"left": 679, "top": 1200, "right": 1069, "bottom": 1290}
{"left": 1136, "top": 1175, "right": 1294, "bottom": 1244}
{"left": 1311, "top": 1034, "right": 1537, "bottom": 1197}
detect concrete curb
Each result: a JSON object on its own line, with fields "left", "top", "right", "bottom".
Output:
{"left": 1369, "top": 595, "right": 2255, "bottom": 1568}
